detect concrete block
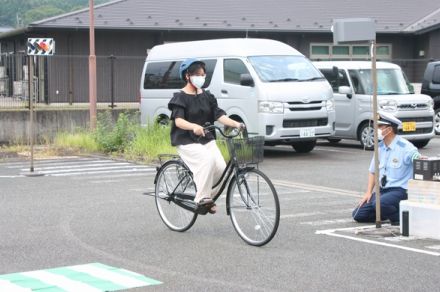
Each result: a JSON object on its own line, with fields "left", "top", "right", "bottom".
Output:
{"left": 408, "top": 179, "right": 440, "bottom": 205}
{"left": 400, "top": 201, "right": 440, "bottom": 240}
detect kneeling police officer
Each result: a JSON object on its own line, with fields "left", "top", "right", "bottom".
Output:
{"left": 353, "top": 111, "right": 422, "bottom": 225}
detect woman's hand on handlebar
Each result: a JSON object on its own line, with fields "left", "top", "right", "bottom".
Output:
{"left": 192, "top": 124, "right": 205, "bottom": 136}
{"left": 236, "top": 122, "right": 246, "bottom": 130}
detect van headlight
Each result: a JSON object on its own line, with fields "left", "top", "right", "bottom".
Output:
{"left": 259, "top": 101, "right": 284, "bottom": 113}
{"left": 325, "top": 98, "right": 335, "bottom": 111}
{"left": 379, "top": 99, "right": 397, "bottom": 112}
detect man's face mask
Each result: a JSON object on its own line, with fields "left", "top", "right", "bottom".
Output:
{"left": 378, "top": 127, "right": 390, "bottom": 140}
{"left": 190, "top": 75, "right": 206, "bottom": 89}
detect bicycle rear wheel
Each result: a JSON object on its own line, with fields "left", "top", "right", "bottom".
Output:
{"left": 227, "top": 168, "right": 280, "bottom": 246}
{"left": 155, "top": 160, "right": 197, "bottom": 232}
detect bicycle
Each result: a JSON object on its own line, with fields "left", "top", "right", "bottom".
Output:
{"left": 153, "top": 125, "right": 280, "bottom": 246}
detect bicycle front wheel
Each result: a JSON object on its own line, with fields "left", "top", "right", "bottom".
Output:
{"left": 155, "top": 160, "right": 197, "bottom": 232}
{"left": 227, "top": 168, "right": 280, "bottom": 246}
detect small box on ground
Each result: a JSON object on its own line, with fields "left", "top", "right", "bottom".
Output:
{"left": 413, "top": 158, "right": 440, "bottom": 181}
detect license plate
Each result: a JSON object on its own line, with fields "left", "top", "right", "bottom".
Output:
{"left": 300, "top": 128, "right": 315, "bottom": 138}
{"left": 402, "top": 121, "right": 416, "bottom": 132}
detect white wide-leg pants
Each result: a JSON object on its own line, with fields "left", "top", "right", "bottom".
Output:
{"left": 177, "top": 140, "right": 226, "bottom": 203}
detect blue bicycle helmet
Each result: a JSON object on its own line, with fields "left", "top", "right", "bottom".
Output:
{"left": 179, "top": 58, "right": 205, "bottom": 80}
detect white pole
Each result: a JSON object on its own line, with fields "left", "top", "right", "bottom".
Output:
{"left": 371, "top": 40, "right": 381, "bottom": 228}
{"left": 29, "top": 55, "right": 34, "bottom": 172}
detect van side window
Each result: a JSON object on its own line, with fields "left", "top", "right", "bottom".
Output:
{"left": 433, "top": 65, "right": 440, "bottom": 84}
{"left": 224, "top": 59, "right": 250, "bottom": 85}
{"left": 320, "top": 69, "right": 349, "bottom": 92}
{"left": 144, "top": 59, "right": 217, "bottom": 89}
{"left": 348, "top": 70, "right": 365, "bottom": 94}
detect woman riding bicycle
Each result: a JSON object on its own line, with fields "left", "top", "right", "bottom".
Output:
{"left": 168, "top": 58, "right": 243, "bottom": 214}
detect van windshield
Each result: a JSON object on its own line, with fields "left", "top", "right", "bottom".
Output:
{"left": 248, "top": 55, "right": 324, "bottom": 82}
{"left": 348, "top": 69, "right": 411, "bottom": 95}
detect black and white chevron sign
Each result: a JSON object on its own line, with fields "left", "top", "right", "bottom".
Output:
{"left": 27, "top": 38, "right": 55, "bottom": 56}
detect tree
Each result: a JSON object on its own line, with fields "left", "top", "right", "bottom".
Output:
{"left": 24, "top": 6, "right": 65, "bottom": 25}
{"left": 0, "top": 0, "right": 110, "bottom": 27}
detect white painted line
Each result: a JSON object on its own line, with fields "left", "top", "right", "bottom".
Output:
{"left": 315, "top": 224, "right": 377, "bottom": 233}
{"left": 277, "top": 189, "right": 311, "bottom": 195}
{"left": 0, "top": 279, "right": 31, "bottom": 292}
{"left": 39, "top": 165, "right": 154, "bottom": 174}
{"left": 280, "top": 211, "right": 324, "bottom": 219}
{"left": 22, "top": 270, "right": 101, "bottom": 292}
{"left": 0, "top": 175, "right": 24, "bottom": 178}
{"left": 2, "top": 157, "right": 92, "bottom": 166}
{"left": 425, "top": 245, "right": 440, "bottom": 250}
{"left": 89, "top": 179, "right": 124, "bottom": 184}
{"left": 316, "top": 226, "right": 440, "bottom": 257}
{"left": 71, "top": 172, "right": 156, "bottom": 180}
{"left": 384, "top": 236, "right": 419, "bottom": 242}
{"left": 51, "top": 168, "right": 156, "bottom": 176}
{"left": 272, "top": 179, "right": 361, "bottom": 198}
{"left": 301, "top": 218, "right": 354, "bottom": 226}
{"left": 327, "top": 208, "right": 357, "bottom": 214}
{"left": 7, "top": 160, "right": 115, "bottom": 169}
{"left": 19, "top": 162, "right": 131, "bottom": 171}
{"left": 69, "top": 264, "right": 149, "bottom": 288}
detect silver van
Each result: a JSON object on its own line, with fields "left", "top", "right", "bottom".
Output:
{"left": 140, "top": 38, "right": 335, "bottom": 153}
{"left": 314, "top": 61, "right": 435, "bottom": 149}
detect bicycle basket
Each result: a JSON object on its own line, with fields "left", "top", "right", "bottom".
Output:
{"left": 227, "top": 136, "right": 265, "bottom": 165}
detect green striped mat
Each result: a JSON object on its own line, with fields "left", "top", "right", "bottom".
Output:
{"left": 0, "top": 263, "right": 162, "bottom": 291}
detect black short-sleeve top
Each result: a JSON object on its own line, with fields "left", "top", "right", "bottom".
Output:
{"left": 168, "top": 90, "right": 226, "bottom": 146}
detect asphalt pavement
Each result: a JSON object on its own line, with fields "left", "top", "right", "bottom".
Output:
{"left": 1, "top": 137, "right": 439, "bottom": 291}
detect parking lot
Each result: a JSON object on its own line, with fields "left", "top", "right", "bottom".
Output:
{"left": 1, "top": 137, "right": 440, "bottom": 291}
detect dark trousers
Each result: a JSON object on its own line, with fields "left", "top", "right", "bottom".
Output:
{"left": 352, "top": 187, "right": 408, "bottom": 223}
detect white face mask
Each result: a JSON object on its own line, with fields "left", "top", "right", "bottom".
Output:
{"left": 190, "top": 75, "right": 205, "bottom": 89}
{"left": 378, "top": 128, "right": 389, "bottom": 140}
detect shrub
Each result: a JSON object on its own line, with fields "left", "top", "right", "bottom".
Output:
{"left": 54, "top": 131, "right": 99, "bottom": 152}
{"left": 95, "top": 111, "right": 137, "bottom": 153}
{"left": 125, "top": 122, "right": 176, "bottom": 162}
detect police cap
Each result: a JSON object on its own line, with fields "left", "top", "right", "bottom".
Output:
{"left": 377, "top": 111, "right": 402, "bottom": 126}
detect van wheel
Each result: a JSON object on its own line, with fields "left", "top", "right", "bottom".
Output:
{"left": 292, "top": 140, "right": 316, "bottom": 153}
{"left": 156, "top": 115, "right": 170, "bottom": 126}
{"left": 413, "top": 139, "right": 430, "bottom": 149}
{"left": 435, "top": 108, "right": 440, "bottom": 135}
{"left": 359, "top": 122, "right": 374, "bottom": 150}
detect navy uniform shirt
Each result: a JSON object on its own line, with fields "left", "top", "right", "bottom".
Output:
{"left": 168, "top": 90, "right": 226, "bottom": 146}
{"left": 369, "top": 135, "right": 420, "bottom": 190}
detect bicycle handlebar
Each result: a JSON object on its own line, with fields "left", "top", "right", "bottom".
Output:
{"left": 203, "top": 123, "right": 242, "bottom": 139}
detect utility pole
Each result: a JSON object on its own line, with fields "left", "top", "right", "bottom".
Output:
{"left": 371, "top": 40, "right": 381, "bottom": 228}
{"left": 89, "top": 0, "right": 97, "bottom": 129}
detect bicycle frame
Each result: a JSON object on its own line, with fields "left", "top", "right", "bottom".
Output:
{"left": 155, "top": 125, "right": 257, "bottom": 215}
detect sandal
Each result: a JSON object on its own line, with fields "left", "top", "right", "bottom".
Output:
{"left": 208, "top": 204, "right": 217, "bottom": 214}
{"left": 197, "top": 197, "right": 214, "bottom": 207}
{"left": 194, "top": 198, "right": 214, "bottom": 215}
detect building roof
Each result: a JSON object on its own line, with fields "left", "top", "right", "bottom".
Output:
{"left": 29, "top": 0, "right": 440, "bottom": 34}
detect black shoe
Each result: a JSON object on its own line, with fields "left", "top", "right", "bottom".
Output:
{"left": 194, "top": 198, "right": 214, "bottom": 215}
{"left": 197, "top": 197, "right": 214, "bottom": 207}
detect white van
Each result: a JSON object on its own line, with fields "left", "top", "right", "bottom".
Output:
{"left": 140, "top": 38, "right": 335, "bottom": 153}
{"left": 313, "top": 61, "right": 435, "bottom": 149}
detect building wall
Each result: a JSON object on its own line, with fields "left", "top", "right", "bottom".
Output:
{"left": 2, "top": 28, "right": 439, "bottom": 103}
{"left": 429, "top": 28, "right": 440, "bottom": 59}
